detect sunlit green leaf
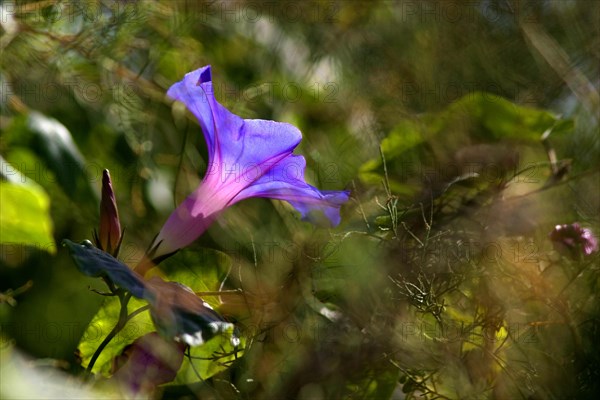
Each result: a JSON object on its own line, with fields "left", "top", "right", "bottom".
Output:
{"left": 78, "top": 296, "right": 153, "bottom": 376}
{"left": 173, "top": 325, "right": 243, "bottom": 385}
{"left": 0, "top": 181, "right": 55, "bottom": 253}
{"left": 446, "top": 92, "right": 563, "bottom": 141}
{"left": 159, "top": 248, "right": 243, "bottom": 383}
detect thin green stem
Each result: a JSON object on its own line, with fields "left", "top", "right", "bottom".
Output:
{"left": 86, "top": 290, "right": 132, "bottom": 374}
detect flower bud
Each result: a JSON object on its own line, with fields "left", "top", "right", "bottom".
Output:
{"left": 98, "top": 169, "right": 122, "bottom": 255}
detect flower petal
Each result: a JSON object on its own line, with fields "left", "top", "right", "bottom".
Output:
{"left": 152, "top": 187, "right": 220, "bottom": 258}
{"left": 166, "top": 66, "right": 302, "bottom": 171}
{"left": 232, "top": 155, "right": 350, "bottom": 226}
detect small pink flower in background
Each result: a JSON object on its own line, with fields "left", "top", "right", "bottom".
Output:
{"left": 549, "top": 223, "right": 599, "bottom": 259}
{"left": 111, "top": 332, "right": 186, "bottom": 395}
{"left": 150, "top": 66, "right": 350, "bottom": 259}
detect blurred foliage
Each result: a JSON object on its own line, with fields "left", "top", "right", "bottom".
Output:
{"left": 359, "top": 91, "right": 574, "bottom": 195}
{"left": 1, "top": 0, "right": 599, "bottom": 399}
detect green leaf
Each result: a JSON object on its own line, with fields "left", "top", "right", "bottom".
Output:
{"left": 158, "top": 249, "right": 243, "bottom": 384}
{"left": 0, "top": 181, "right": 55, "bottom": 254}
{"left": 76, "top": 247, "right": 242, "bottom": 383}
{"left": 159, "top": 247, "right": 234, "bottom": 309}
{"left": 454, "top": 92, "right": 562, "bottom": 141}
{"left": 173, "top": 324, "right": 243, "bottom": 385}
{"left": 344, "top": 366, "right": 401, "bottom": 399}
{"left": 358, "top": 119, "right": 424, "bottom": 195}
{"left": 78, "top": 296, "right": 154, "bottom": 376}
{"left": 8, "top": 112, "right": 97, "bottom": 202}
{"left": 358, "top": 92, "right": 574, "bottom": 191}
{"left": 78, "top": 295, "right": 242, "bottom": 381}
{"left": 551, "top": 118, "right": 576, "bottom": 136}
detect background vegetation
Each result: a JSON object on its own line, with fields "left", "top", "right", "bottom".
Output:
{"left": 1, "top": 0, "right": 599, "bottom": 398}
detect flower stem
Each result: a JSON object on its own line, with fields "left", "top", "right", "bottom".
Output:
{"left": 86, "top": 290, "right": 131, "bottom": 374}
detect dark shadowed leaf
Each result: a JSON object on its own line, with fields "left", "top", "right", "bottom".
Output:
{"left": 9, "top": 112, "right": 97, "bottom": 202}
{"left": 62, "top": 239, "right": 146, "bottom": 298}
{"left": 345, "top": 367, "right": 401, "bottom": 399}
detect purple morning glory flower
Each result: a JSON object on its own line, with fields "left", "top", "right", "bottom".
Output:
{"left": 151, "top": 66, "right": 350, "bottom": 259}
{"left": 549, "top": 223, "right": 599, "bottom": 259}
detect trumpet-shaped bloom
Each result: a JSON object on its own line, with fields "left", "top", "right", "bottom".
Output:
{"left": 152, "top": 66, "right": 349, "bottom": 258}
